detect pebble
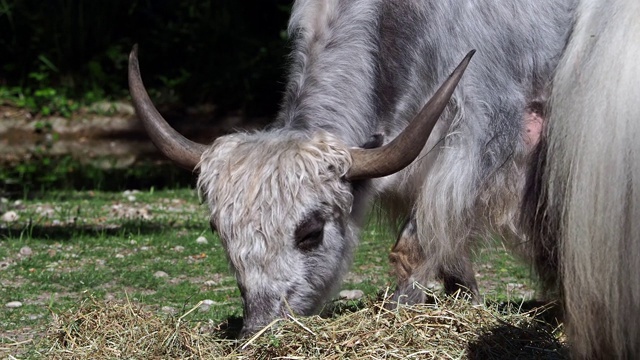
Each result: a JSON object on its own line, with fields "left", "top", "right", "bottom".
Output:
{"left": 506, "top": 283, "right": 524, "bottom": 291}
{"left": 196, "top": 236, "right": 208, "bottom": 245}
{"left": 115, "top": 254, "right": 125, "bottom": 259}
{"left": 203, "top": 280, "right": 218, "bottom": 286}
{"left": 161, "top": 306, "right": 177, "bottom": 315}
{"left": 19, "top": 246, "right": 33, "bottom": 257}
{"left": 6, "top": 301, "right": 23, "bottom": 308}
{"left": 198, "top": 299, "right": 217, "bottom": 312}
{"left": 154, "top": 271, "right": 169, "bottom": 278}
{"left": 339, "top": 289, "right": 364, "bottom": 300}
{"left": 127, "top": 195, "right": 136, "bottom": 202}
{"left": 2, "top": 211, "right": 19, "bottom": 222}
{"left": 173, "top": 245, "right": 185, "bottom": 252}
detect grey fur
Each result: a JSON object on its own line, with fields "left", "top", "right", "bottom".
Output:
{"left": 194, "top": 0, "right": 581, "bottom": 338}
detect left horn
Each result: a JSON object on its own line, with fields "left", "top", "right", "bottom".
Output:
{"left": 346, "top": 50, "right": 474, "bottom": 180}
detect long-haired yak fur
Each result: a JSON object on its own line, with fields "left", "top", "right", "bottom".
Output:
{"left": 523, "top": 0, "right": 640, "bottom": 357}
{"left": 129, "top": 0, "right": 640, "bottom": 357}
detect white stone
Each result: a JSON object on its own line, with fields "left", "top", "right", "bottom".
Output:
{"left": 161, "top": 306, "right": 177, "bottom": 315}
{"left": 154, "top": 271, "right": 169, "bottom": 278}
{"left": 19, "top": 246, "right": 33, "bottom": 257}
{"left": 173, "top": 246, "right": 185, "bottom": 252}
{"left": 2, "top": 211, "right": 19, "bottom": 222}
{"left": 127, "top": 195, "right": 136, "bottom": 202}
{"left": 6, "top": 301, "right": 23, "bottom": 308}
{"left": 196, "top": 236, "right": 208, "bottom": 245}
{"left": 115, "top": 254, "right": 125, "bottom": 259}
{"left": 339, "top": 289, "right": 364, "bottom": 300}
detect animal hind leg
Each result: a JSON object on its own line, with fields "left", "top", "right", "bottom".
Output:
{"left": 438, "top": 247, "right": 480, "bottom": 304}
{"left": 388, "top": 214, "right": 480, "bottom": 306}
{"left": 388, "top": 216, "right": 430, "bottom": 306}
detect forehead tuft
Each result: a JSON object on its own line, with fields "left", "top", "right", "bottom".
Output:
{"left": 196, "top": 130, "right": 354, "bottom": 254}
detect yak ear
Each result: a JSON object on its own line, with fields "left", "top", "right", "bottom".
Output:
{"left": 361, "top": 133, "right": 384, "bottom": 149}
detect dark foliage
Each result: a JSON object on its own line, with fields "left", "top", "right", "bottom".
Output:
{"left": 0, "top": 0, "right": 292, "bottom": 116}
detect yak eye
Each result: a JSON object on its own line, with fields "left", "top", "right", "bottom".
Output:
{"left": 295, "top": 211, "right": 325, "bottom": 251}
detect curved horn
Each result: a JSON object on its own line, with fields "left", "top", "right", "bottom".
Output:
{"left": 346, "top": 50, "right": 475, "bottom": 180}
{"left": 128, "top": 45, "right": 207, "bottom": 171}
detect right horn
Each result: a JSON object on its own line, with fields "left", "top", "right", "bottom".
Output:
{"left": 346, "top": 50, "right": 475, "bottom": 180}
{"left": 128, "top": 45, "right": 208, "bottom": 171}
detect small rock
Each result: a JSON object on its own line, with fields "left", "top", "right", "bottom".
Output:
{"left": 2, "top": 211, "right": 19, "bottom": 222}
{"left": 13, "top": 200, "right": 22, "bottom": 206}
{"left": 127, "top": 195, "right": 136, "bottom": 202}
{"left": 204, "top": 280, "right": 218, "bottom": 287}
{"left": 115, "top": 254, "right": 125, "bottom": 259}
{"left": 198, "top": 300, "right": 217, "bottom": 313}
{"left": 161, "top": 306, "right": 177, "bottom": 315}
{"left": 19, "top": 246, "right": 33, "bottom": 257}
{"left": 196, "top": 236, "right": 208, "bottom": 245}
{"left": 173, "top": 245, "right": 185, "bottom": 252}
{"left": 140, "top": 246, "right": 150, "bottom": 251}
{"left": 339, "top": 289, "right": 364, "bottom": 300}
{"left": 6, "top": 301, "right": 23, "bottom": 308}
{"left": 130, "top": 240, "right": 137, "bottom": 245}
{"left": 506, "top": 283, "right": 524, "bottom": 292}
{"left": 154, "top": 271, "right": 169, "bottom": 278}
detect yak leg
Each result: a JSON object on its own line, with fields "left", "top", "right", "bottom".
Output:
{"left": 388, "top": 215, "right": 480, "bottom": 306}
{"left": 438, "top": 248, "right": 480, "bottom": 303}
{"left": 388, "top": 216, "right": 429, "bottom": 305}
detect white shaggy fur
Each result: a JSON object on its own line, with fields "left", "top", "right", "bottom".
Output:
{"left": 541, "top": 0, "right": 640, "bottom": 356}
{"left": 197, "top": 130, "right": 358, "bottom": 334}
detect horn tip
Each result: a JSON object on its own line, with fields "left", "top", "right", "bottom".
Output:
{"left": 130, "top": 44, "right": 139, "bottom": 63}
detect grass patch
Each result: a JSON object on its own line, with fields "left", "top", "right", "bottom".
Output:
{"left": 0, "top": 188, "right": 538, "bottom": 358}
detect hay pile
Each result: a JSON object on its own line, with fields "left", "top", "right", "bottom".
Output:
{"left": 44, "top": 292, "right": 566, "bottom": 359}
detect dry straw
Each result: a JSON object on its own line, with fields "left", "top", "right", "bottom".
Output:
{"left": 44, "top": 290, "right": 566, "bottom": 359}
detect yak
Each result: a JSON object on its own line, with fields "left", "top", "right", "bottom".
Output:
{"left": 129, "top": 0, "right": 640, "bottom": 357}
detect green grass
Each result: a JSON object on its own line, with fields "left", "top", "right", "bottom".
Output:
{"left": 0, "top": 188, "right": 532, "bottom": 356}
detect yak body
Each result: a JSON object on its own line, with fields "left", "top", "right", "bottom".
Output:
{"left": 131, "top": 0, "right": 640, "bottom": 357}
{"left": 198, "top": 0, "right": 574, "bottom": 334}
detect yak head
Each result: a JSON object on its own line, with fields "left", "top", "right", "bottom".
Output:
{"left": 128, "top": 45, "right": 472, "bottom": 336}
